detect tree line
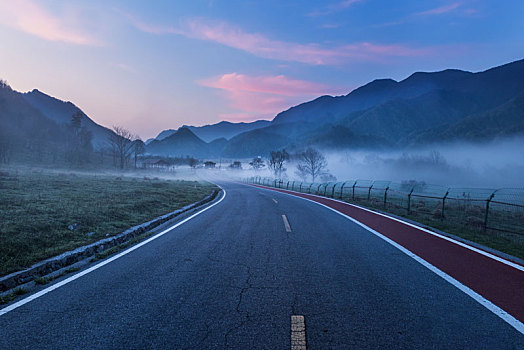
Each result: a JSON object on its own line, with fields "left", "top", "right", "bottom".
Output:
{"left": 246, "top": 147, "right": 335, "bottom": 183}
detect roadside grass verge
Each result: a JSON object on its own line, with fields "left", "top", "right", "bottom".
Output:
{"left": 0, "top": 169, "right": 217, "bottom": 276}
{"left": 33, "top": 267, "right": 81, "bottom": 286}
{"left": 0, "top": 287, "right": 27, "bottom": 305}
{"left": 90, "top": 230, "right": 157, "bottom": 262}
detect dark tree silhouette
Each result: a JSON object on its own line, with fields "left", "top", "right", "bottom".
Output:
{"left": 133, "top": 138, "right": 146, "bottom": 169}
{"left": 269, "top": 149, "right": 289, "bottom": 179}
{"left": 65, "top": 111, "right": 93, "bottom": 166}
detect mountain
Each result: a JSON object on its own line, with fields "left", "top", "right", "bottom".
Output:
{"left": 146, "top": 127, "right": 211, "bottom": 158}
{"left": 221, "top": 128, "right": 292, "bottom": 158}
{"left": 22, "top": 89, "right": 114, "bottom": 149}
{"left": 0, "top": 83, "right": 65, "bottom": 163}
{"left": 187, "top": 120, "right": 271, "bottom": 142}
{"left": 151, "top": 120, "right": 271, "bottom": 144}
{"left": 300, "top": 125, "right": 391, "bottom": 150}
{"left": 412, "top": 91, "right": 524, "bottom": 143}
{"left": 271, "top": 69, "right": 474, "bottom": 126}
{"left": 337, "top": 89, "right": 480, "bottom": 144}
{"left": 5, "top": 59, "right": 523, "bottom": 162}
{"left": 154, "top": 128, "right": 177, "bottom": 141}
{"left": 220, "top": 59, "right": 524, "bottom": 156}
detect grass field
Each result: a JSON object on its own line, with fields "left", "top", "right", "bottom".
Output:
{"left": 0, "top": 168, "right": 217, "bottom": 276}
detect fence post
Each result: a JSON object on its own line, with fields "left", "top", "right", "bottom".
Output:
{"left": 407, "top": 187, "right": 414, "bottom": 215}
{"left": 484, "top": 191, "right": 496, "bottom": 231}
{"left": 317, "top": 184, "right": 322, "bottom": 194}
{"left": 308, "top": 183, "right": 314, "bottom": 193}
{"left": 367, "top": 182, "right": 374, "bottom": 201}
{"left": 340, "top": 182, "right": 347, "bottom": 199}
{"left": 352, "top": 181, "right": 357, "bottom": 201}
{"left": 384, "top": 186, "right": 389, "bottom": 208}
{"left": 441, "top": 190, "right": 449, "bottom": 218}
{"left": 299, "top": 182, "right": 302, "bottom": 192}
{"left": 331, "top": 183, "right": 336, "bottom": 198}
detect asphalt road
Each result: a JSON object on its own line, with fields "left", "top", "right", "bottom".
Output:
{"left": 1, "top": 180, "right": 523, "bottom": 349}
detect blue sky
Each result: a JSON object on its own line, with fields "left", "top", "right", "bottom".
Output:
{"left": 0, "top": 0, "right": 523, "bottom": 139}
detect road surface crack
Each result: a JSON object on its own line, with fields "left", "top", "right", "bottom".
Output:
{"left": 224, "top": 264, "right": 254, "bottom": 347}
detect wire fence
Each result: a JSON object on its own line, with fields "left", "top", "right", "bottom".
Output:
{"left": 247, "top": 177, "right": 524, "bottom": 236}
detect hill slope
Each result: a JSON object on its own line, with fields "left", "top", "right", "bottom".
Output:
{"left": 0, "top": 84, "right": 66, "bottom": 162}
{"left": 23, "top": 89, "right": 114, "bottom": 149}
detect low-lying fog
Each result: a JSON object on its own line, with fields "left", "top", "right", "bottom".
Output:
{"left": 242, "top": 138, "right": 524, "bottom": 189}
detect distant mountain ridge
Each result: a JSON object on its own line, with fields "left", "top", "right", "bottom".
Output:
{"left": 147, "top": 127, "right": 211, "bottom": 158}
{"left": 146, "top": 59, "right": 524, "bottom": 158}
{"left": 149, "top": 120, "right": 271, "bottom": 144}
{"left": 3, "top": 59, "right": 524, "bottom": 161}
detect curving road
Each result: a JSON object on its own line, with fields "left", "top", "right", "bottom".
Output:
{"left": 0, "top": 180, "right": 523, "bottom": 349}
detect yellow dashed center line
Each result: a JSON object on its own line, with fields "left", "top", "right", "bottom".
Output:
{"left": 291, "top": 315, "right": 306, "bottom": 350}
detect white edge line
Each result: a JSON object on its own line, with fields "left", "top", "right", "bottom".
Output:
{"left": 0, "top": 187, "right": 226, "bottom": 317}
{"left": 252, "top": 185, "right": 524, "bottom": 335}
{"left": 253, "top": 185, "right": 524, "bottom": 272}
{"left": 282, "top": 214, "right": 292, "bottom": 232}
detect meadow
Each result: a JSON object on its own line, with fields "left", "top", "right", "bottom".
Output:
{"left": 0, "top": 168, "right": 217, "bottom": 275}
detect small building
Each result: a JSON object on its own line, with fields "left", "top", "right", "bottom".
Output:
{"left": 204, "top": 161, "right": 216, "bottom": 169}
{"left": 229, "top": 161, "right": 242, "bottom": 170}
{"left": 142, "top": 159, "right": 173, "bottom": 171}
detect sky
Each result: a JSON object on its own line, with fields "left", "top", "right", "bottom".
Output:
{"left": 0, "top": 0, "right": 523, "bottom": 139}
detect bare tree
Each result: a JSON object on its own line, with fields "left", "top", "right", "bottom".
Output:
{"left": 249, "top": 156, "right": 265, "bottom": 170}
{"left": 133, "top": 138, "right": 146, "bottom": 169}
{"left": 296, "top": 148, "right": 328, "bottom": 182}
{"left": 108, "top": 126, "right": 134, "bottom": 169}
{"left": 268, "top": 149, "right": 289, "bottom": 179}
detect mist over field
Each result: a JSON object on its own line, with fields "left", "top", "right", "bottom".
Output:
{"left": 242, "top": 138, "right": 524, "bottom": 189}
{"left": 320, "top": 138, "right": 524, "bottom": 188}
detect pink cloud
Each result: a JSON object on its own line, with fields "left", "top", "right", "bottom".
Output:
{"left": 129, "top": 17, "right": 430, "bottom": 65}
{"left": 199, "top": 73, "right": 342, "bottom": 97}
{"left": 0, "top": 0, "right": 100, "bottom": 45}
{"left": 199, "top": 73, "right": 348, "bottom": 119}
{"left": 416, "top": 2, "right": 462, "bottom": 16}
